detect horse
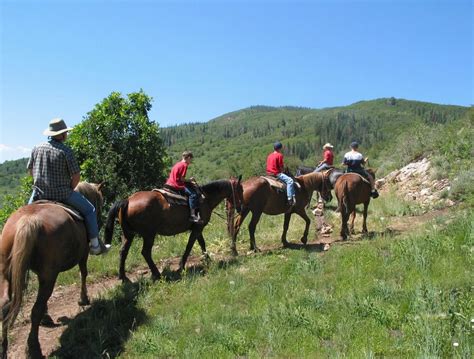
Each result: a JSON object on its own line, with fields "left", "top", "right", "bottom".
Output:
{"left": 104, "top": 177, "right": 243, "bottom": 282}
{"left": 228, "top": 171, "right": 331, "bottom": 255}
{"left": 333, "top": 169, "right": 376, "bottom": 240}
{"left": 0, "top": 182, "right": 104, "bottom": 359}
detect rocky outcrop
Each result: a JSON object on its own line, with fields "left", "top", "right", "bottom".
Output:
{"left": 376, "top": 158, "right": 455, "bottom": 211}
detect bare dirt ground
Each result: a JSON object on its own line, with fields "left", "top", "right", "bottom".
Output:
{"left": 5, "top": 206, "right": 449, "bottom": 358}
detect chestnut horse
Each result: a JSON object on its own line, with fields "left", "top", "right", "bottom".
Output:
{"left": 334, "top": 169, "right": 376, "bottom": 240}
{"left": 104, "top": 177, "right": 243, "bottom": 282}
{"left": 228, "top": 172, "right": 331, "bottom": 255}
{"left": 0, "top": 182, "right": 104, "bottom": 359}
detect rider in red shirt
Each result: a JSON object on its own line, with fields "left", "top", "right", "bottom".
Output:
{"left": 165, "top": 151, "right": 202, "bottom": 223}
{"left": 314, "top": 143, "right": 334, "bottom": 172}
{"left": 266, "top": 141, "right": 296, "bottom": 206}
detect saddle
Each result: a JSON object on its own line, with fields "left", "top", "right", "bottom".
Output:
{"left": 33, "top": 200, "right": 84, "bottom": 221}
{"left": 153, "top": 188, "right": 188, "bottom": 206}
{"left": 260, "top": 176, "right": 301, "bottom": 190}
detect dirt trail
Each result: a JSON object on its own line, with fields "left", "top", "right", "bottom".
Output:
{"left": 6, "top": 208, "right": 449, "bottom": 358}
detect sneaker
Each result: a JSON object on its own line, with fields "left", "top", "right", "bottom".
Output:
{"left": 189, "top": 215, "right": 204, "bottom": 224}
{"left": 90, "top": 240, "right": 111, "bottom": 255}
{"left": 371, "top": 190, "right": 379, "bottom": 199}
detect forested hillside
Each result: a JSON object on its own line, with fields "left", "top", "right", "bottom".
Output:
{"left": 161, "top": 98, "right": 468, "bottom": 180}
{"left": 0, "top": 158, "right": 28, "bottom": 198}
{"left": 0, "top": 98, "right": 469, "bottom": 203}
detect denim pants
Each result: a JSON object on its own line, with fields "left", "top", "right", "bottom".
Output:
{"left": 314, "top": 163, "right": 331, "bottom": 172}
{"left": 184, "top": 186, "right": 199, "bottom": 209}
{"left": 63, "top": 191, "right": 99, "bottom": 239}
{"left": 277, "top": 173, "right": 295, "bottom": 199}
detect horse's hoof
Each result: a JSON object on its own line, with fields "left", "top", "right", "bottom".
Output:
{"left": 230, "top": 248, "right": 239, "bottom": 257}
{"left": 300, "top": 237, "right": 308, "bottom": 245}
{"left": 151, "top": 273, "right": 162, "bottom": 282}
{"left": 282, "top": 240, "right": 290, "bottom": 248}
{"left": 40, "top": 314, "right": 55, "bottom": 327}
{"left": 120, "top": 275, "right": 131, "bottom": 284}
{"left": 78, "top": 298, "right": 90, "bottom": 306}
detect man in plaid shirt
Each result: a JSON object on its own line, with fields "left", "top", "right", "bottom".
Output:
{"left": 27, "top": 118, "right": 110, "bottom": 255}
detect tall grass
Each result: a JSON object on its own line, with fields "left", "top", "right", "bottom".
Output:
{"left": 47, "top": 205, "right": 473, "bottom": 358}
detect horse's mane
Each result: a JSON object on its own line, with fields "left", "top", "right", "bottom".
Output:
{"left": 200, "top": 179, "right": 230, "bottom": 194}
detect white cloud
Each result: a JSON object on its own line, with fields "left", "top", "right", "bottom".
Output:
{"left": 0, "top": 144, "right": 31, "bottom": 163}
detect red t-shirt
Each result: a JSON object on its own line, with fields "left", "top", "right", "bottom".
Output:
{"left": 323, "top": 149, "right": 334, "bottom": 165}
{"left": 165, "top": 161, "right": 188, "bottom": 190}
{"left": 266, "top": 151, "right": 284, "bottom": 175}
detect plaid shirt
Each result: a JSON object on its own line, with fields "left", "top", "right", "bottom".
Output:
{"left": 27, "top": 139, "right": 80, "bottom": 200}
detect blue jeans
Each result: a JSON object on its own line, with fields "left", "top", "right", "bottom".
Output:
{"left": 63, "top": 191, "right": 99, "bottom": 239}
{"left": 184, "top": 186, "right": 199, "bottom": 209}
{"left": 314, "top": 163, "right": 331, "bottom": 172}
{"left": 277, "top": 173, "right": 295, "bottom": 199}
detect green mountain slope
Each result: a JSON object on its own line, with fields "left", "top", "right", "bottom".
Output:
{"left": 161, "top": 98, "right": 468, "bottom": 180}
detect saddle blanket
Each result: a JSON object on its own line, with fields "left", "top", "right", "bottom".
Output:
{"left": 34, "top": 200, "right": 84, "bottom": 221}
{"left": 260, "top": 176, "right": 301, "bottom": 190}
{"left": 152, "top": 188, "right": 188, "bottom": 206}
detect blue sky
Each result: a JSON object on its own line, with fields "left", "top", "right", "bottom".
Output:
{"left": 1, "top": 0, "right": 472, "bottom": 162}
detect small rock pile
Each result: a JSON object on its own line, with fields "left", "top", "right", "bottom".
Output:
{"left": 376, "top": 158, "right": 455, "bottom": 211}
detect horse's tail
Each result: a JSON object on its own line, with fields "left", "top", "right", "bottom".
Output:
{"left": 6, "top": 215, "right": 42, "bottom": 327}
{"left": 342, "top": 181, "right": 350, "bottom": 215}
{"left": 104, "top": 199, "right": 129, "bottom": 244}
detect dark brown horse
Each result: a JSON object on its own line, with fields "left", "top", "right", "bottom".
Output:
{"left": 228, "top": 172, "right": 331, "bottom": 255}
{"left": 0, "top": 182, "right": 104, "bottom": 359}
{"left": 104, "top": 177, "right": 243, "bottom": 282}
{"left": 334, "top": 169, "right": 376, "bottom": 240}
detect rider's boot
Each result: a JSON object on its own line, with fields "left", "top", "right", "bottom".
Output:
{"left": 189, "top": 208, "right": 204, "bottom": 224}
{"left": 370, "top": 189, "right": 379, "bottom": 199}
{"left": 90, "top": 237, "right": 111, "bottom": 255}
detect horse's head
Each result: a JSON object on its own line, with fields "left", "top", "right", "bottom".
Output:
{"left": 76, "top": 181, "right": 105, "bottom": 228}
{"left": 227, "top": 175, "right": 244, "bottom": 213}
{"left": 320, "top": 171, "right": 333, "bottom": 202}
{"left": 299, "top": 172, "right": 332, "bottom": 202}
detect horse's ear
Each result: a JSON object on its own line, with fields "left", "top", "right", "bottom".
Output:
{"left": 238, "top": 174, "right": 242, "bottom": 183}
{"left": 97, "top": 181, "right": 106, "bottom": 191}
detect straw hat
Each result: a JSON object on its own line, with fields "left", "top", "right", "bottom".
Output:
{"left": 43, "top": 118, "right": 73, "bottom": 136}
{"left": 322, "top": 143, "right": 334, "bottom": 149}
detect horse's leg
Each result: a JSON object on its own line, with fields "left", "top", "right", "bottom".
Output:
{"left": 0, "top": 273, "right": 10, "bottom": 359}
{"left": 179, "top": 229, "right": 200, "bottom": 272}
{"left": 340, "top": 208, "right": 350, "bottom": 241}
{"left": 196, "top": 233, "right": 210, "bottom": 262}
{"left": 27, "top": 274, "right": 57, "bottom": 359}
{"left": 77, "top": 257, "right": 90, "bottom": 306}
{"left": 281, "top": 213, "right": 292, "bottom": 247}
{"left": 141, "top": 234, "right": 160, "bottom": 281}
{"left": 362, "top": 201, "right": 369, "bottom": 234}
{"left": 231, "top": 207, "right": 250, "bottom": 256}
{"left": 119, "top": 231, "right": 135, "bottom": 282}
{"left": 296, "top": 209, "right": 311, "bottom": 245}
{"left": 349, "top": 210, "right": 356, "bottom": 234}
{"left": 248, "top": 211, "right": 263, "bottom": 252}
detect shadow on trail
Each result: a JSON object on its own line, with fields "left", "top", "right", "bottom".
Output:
{"left": 50, "top": 281, "right": 148, "bottom": 359}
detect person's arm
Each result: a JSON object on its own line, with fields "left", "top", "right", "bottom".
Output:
{"left": 71, "top": 172, "right": 80, "bottom": 189}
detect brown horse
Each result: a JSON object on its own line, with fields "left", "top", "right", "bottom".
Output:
{"left": 333, "top": 169, "right": 376, "bottom": 240}
{"left": 0, "top": 182, "right": 104, "bottom": 359}
{"left": 104, "top": 177, "right": 243, "bottom": 282}
{"left": 228, "top": 172, "right": 331, "bottom": 255}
